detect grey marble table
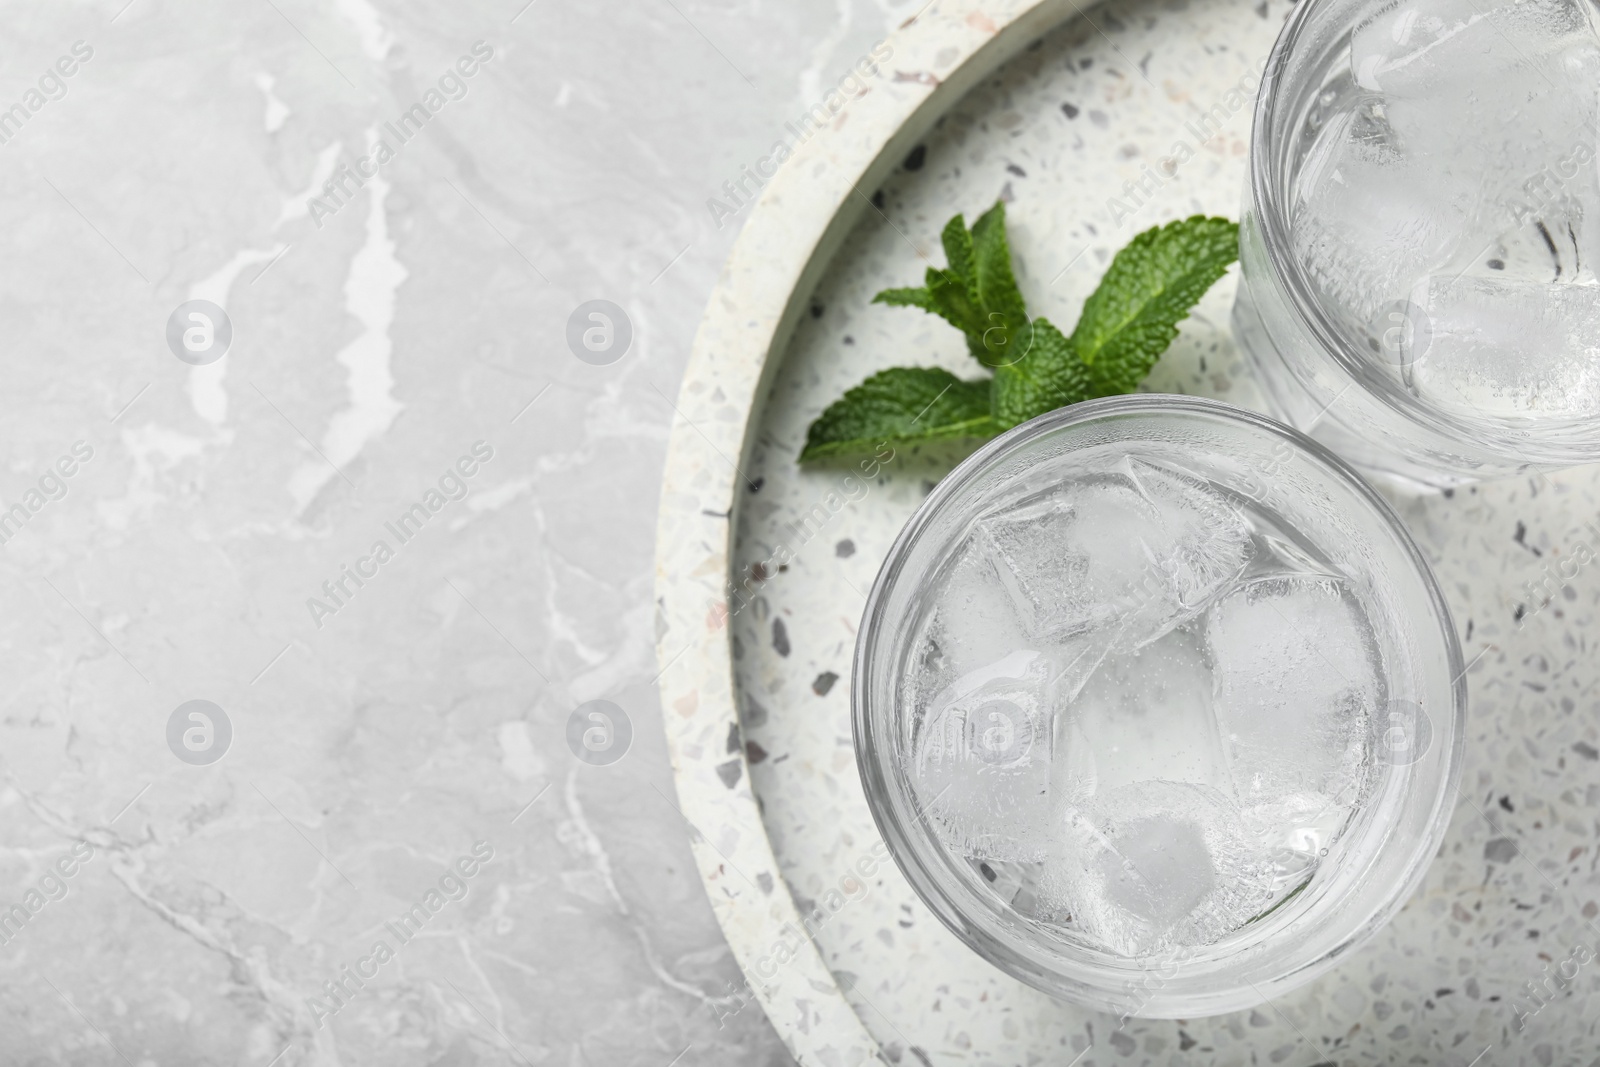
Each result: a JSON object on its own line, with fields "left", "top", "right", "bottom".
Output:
{"left": 0, "top": 0, "right": 909, "bottom": 1062}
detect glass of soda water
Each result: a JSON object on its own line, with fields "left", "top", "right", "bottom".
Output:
{"left": 1233, "top": 0, "right": 1600, "bottom": 486}
{"left": 854, "top": 396, "right": 1464, "bottom": 1016}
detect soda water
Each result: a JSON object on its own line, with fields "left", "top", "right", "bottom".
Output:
{"left": 904, "top": 455, "right": 1384, "bottom": 955}
{"left": 1290, "top": 0, "right": 1600, "bottom": 420}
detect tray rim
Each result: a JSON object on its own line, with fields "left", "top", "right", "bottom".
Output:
{"left": 647, "top": 0, "right": 1087, "bottom": 1059}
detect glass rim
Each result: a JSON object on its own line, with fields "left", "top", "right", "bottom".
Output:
{"left": 1246, "top": 0, "right": 1600, "bottom": 461}
{"left": 851, "top": 393, "right": 1468, "bottom": 1013}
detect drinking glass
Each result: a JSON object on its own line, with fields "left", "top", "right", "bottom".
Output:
{"left": 1233, "top": 0, "right": 1600, "bottom": 486}
{"left": 853, "top": 396, "right": 1464, "bottom": 1016}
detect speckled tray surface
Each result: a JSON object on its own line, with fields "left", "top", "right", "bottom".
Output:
{"left": 656, "top": 0, "right": 1600, "bottom": 1063}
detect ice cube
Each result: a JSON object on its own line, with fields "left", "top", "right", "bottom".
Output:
{"left": 1122, "top": 459, "right": 1256, "bottom": 612}
{"left": 1349, "top": 0, "right": 1492, "bottom": 95}
{"left": 911, "top": 651, "right": 1059, "bottom": 862}
{"left": 1292, "top": 147, "right": 1474, "bottom": 327}
{"left": 1037, "top": 781, "right": 1280, "bottom": 954}
{"left": 1205, "top": 575, "right": 1380, "bottom": 806}
{"left": 1407, "top": 272, "right": 1600, "bottom": 419}
{"left": 974, "top": 463, "right": 1250, "bottom": 644}
{"left": 1054, "top": 627, "right": 1231, "bottom": 802}
{"left": 921, "top": 539, "right": 1036, "bottom": 685}
{"left": 1469, "top": 99, "right": 1600, "bottom": 262}
{"left": 1355, "top": 0, "right": 1600, "bottom": 244}
{"left": 1400, "top": 51, "right": 1600, "bottom": 264}
{"left": 1351, "top": 0, "right": 1596, "bottom": 98}
{"left": 972, "top": 479, "right": 1145, "bottom": 640}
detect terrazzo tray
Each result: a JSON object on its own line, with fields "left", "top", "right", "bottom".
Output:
{"left": 653, "top": 0, "right": 1600, "bottom": 1062}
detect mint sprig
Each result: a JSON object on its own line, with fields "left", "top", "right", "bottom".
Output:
{"left": 1071, "top": 215, "right": 1240, "bottom": 395}
{"left": 873, "top": 207, "right": 1031, "bottom": 366}
{"left": 797, "top": 367, "right": 995, "bottom": 461}
{"left": 798, "top": 206, "right": 1239, "bottom": 463}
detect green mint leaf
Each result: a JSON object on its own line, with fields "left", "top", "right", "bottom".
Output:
{"left": 871, "top": 201, "right": 1032, "bottom": 367}
{"left": 940, "top": 213, "right": 975, "bottom": 288}
{"left": 873, "top": 286, "right": 936, "bottom": 310}
{"left": 991, "top": 317, "right": 1092, "bottom": 429}
{"left": 1069, "top": 215, "right": 1239, "bottom": 395}
{"left": 926, "top": 266, "right": 983, "bottom": 345}
{"left": 968, "top": 201, "right": 1031, "bottom": 368}
{"left": 872, "top": 267, "right": 978, "bottom": 343}
{"left": 799, "top": 367, "right": 997, "bottom": 462}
